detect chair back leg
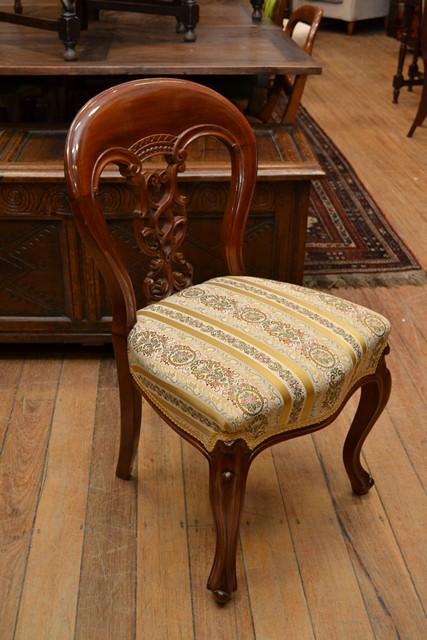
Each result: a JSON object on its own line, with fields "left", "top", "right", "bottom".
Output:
{"left": 114, "top": 334, "right": 142, "bottom": 480}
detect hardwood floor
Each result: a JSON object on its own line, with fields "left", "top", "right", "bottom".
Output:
{"left": 1, "top": 27, "right": 427, "bottom": 640}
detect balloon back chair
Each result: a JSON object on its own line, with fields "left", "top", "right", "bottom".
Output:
{"left": 260, "top": 4, "right": 324, "bottom": 124}
{"left": 65, "top": 78, "right": 391, "bottom": 604}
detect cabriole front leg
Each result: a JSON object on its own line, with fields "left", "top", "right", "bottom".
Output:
{"left": 343, "top": 347, "right": 392, "bottom": 495}
{"left": 207, "top": 439, "right": 251, "bottom": 604}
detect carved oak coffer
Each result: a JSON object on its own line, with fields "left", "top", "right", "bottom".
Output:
{"left": 0, "top": 124, "right": 323, "bottom": 344}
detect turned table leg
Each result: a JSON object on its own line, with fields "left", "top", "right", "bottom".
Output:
{"left": 59, "top": 0, "right": 80, "bottom": 61}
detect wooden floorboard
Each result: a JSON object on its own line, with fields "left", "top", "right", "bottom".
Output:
{"left": 0, "top": 358, "right": 62, "bottom": 640}
{"left": 74, "top": 358, "right": 136, "bottom": 640}
{"left": 1, "top": 26, "right": 427, "bottom": 640}
{"left": 15, "top": 357, "right": 99, "bottom": 640}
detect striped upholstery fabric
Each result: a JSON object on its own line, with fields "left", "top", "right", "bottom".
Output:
{"left": 128, "top": 277, "right": 390, "bottom": 450}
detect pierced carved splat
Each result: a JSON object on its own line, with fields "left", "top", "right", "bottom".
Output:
{"left": 93, "top": 133, "right": 194, "bottom": 304}
{"left": 128, "top": 133, "right": 193, "bottom": 303}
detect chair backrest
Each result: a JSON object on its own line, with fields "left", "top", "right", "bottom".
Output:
{"left": 283, "top": 5, "right": 323, "bottom": 54}
{"left": 64, "top": 78, "right": 257, "bottom": 336}
{"left": 259, "top": 3, "right": 323, "bottom": 124}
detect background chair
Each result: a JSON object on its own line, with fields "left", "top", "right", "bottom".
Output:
{"left": 260, "top": 4, "right": 323, "bottom": 124}
{"left": 65, "top": 78, "right": 391, "bottom": 603}
{"left": 292, "top": 0, "right": 390, "bottom": 35}
{"left": 408, "top": 2, "right": 427, "bottom": 136}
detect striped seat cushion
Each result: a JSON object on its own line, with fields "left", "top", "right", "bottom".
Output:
{"left": 128, "top": 276, "right": 390, "bottom": 451}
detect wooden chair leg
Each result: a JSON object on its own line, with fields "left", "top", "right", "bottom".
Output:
{"left": 343, "top": 347, "right": 391, "bottom": 495}
{"left": 408, "top": 80, "right": 427, "bottom": 137}
{"left": 113, "top": 335, "right": 142, "bottom": 480}
{"left": 207, "top": 439, "right": 251, "bottom": 604}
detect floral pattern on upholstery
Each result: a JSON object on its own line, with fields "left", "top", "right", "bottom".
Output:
{"left": 128, "top": 276, "right": 390, "bottom": 450}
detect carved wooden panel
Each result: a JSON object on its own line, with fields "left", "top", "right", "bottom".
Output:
{"left": 98, "top": 210, "right": 275, "bottom": 318}
{"left": 0, "top": 124, "right": 323, "bottom": 342}
{"left": 0, "top": 219, "right": 72, "bottom": 317}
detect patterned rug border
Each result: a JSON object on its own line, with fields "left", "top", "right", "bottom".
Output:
{"left": 297, "top": 107, "right": 426, "bottom": 289}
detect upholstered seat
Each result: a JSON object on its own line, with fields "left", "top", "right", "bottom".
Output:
{"left": 128, "top": 276, "right": 390, "bottom": 451}
{"left": 65, "top": 79, "right": 392, "bottom": 604}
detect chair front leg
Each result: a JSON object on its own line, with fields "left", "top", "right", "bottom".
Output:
{"left": 207, "top": 439, "right": 251, "bottom": 603}
{"left": 14, "top": 0, "right": 23, "bottom": 14}
{"left": 343, "top": 347, "right": 392, "bottom": 495}
{"left": 113, "top": 334, "right": 142, "bottom": 480}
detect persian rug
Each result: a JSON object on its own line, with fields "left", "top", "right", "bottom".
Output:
{"left": 297, "top": 107, "right": 425, "bottom": 288}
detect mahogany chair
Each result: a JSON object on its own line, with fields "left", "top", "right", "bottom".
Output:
{"left": 260, "top": 4, "right": 323, "bottom": 124}
{"left": 65, "top": 78, "right": 391, "bottom": 604}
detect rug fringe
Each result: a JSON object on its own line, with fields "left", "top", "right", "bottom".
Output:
{"left": 303, "top": 270, "right": 427, "bottom": 289}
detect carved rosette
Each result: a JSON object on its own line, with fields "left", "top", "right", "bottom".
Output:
{"left": 123, "top": 134, "right": 194, "bottom": 303}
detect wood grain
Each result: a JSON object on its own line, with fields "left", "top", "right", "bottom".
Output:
{"left": 0, "top": 359, "right": 23, "bottom": 449}
{"left": 182, "top": 440, "right": 254, "bottom": 639}
{"left": 1, "top": 26, "right": 427, "bottom": 639}
{"left": 0, "top": 358, "right": 62, "bottom": 640}
{"left": 0, "top": 0, "right": 322, "bottom": 76}
{"left": 302, "top": 31, "right": 427, "bottom": 268}
{"left": 273, "top": 437, "right": 375, "bottom": 639}
{"left": 136, "top": 403, "right": 194, "bottom": 639}
{"left": 312, "top": 410, "right": 427, "bottom": 639}
{"left": 74, "top": 357, "right": 137, "bottom": 640}
{"left": 14, "top": 357, "right": 99, "bottom": 639}
{"left": 241, "top": 450, "right": 315, "bottom": 639}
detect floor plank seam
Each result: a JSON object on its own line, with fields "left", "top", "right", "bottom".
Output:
{"left": 12, "top": 358, "right": 64, "bottom": 640}
{"left": 237, "top": 534, "right": 257, "bottom": 639}
{"left": 369, "top": 470, "right": 427, "bottom": 618}
{"left": 311, "top": 435, "right": 380, "bottom": 640}
{"left": 72, "top": 359, "right": 101, "bottom": 640}
{"left": 0, "top": 360, "right": 24, "bottom": 456}
{"left": 179, "top": 439, "right": 197, "bottom": 640}
{"left": 270, "top": 448, "right": 318, "bottom": 640}
{"left": 385, "top": 406, "right": 427, "bottom": 494}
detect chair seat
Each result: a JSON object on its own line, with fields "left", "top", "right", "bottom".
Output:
{"left": 128, "top": 276, "right": 390, "bottom": 450}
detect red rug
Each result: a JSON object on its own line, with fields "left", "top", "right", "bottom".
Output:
{"left": 298, "top": 108, "right": 425, "bottom": 287}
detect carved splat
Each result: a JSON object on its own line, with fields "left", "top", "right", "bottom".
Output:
{"left": 129, "top": 134, "right": 193, "bottom": 303}
{"left": 93, "top": 133, "right": 194, "bottom": 304}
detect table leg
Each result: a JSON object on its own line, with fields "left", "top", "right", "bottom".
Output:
{"left": 251, "top": 0, "right": 263, "bottom": 22}
{"left": 59, "top": 0, "right": 80, "bottom": 61}
{"left": 182, "top": 0, "right": 199, "bottom": 42}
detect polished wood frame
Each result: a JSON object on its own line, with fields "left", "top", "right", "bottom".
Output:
{"left": 0, "top": 1, "right": 80, "bottom": 60}
{"left": 392, "top": 0, "right": 423, "bottom": 104}
{"left": 65, "top": 78, "right": 391, "bottom": 603}
{"left": 408, "top": 2, "right": 427, "bottom": 136}
{"left": 260, "top": 4, "right": 323, "bottom": 125}
{"left": 0, "top": 0, "right": 200, "bottom": 60}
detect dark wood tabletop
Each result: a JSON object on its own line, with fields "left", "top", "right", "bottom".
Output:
{"left": 0, "top": 0, "right": 322, "bottom": 76}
